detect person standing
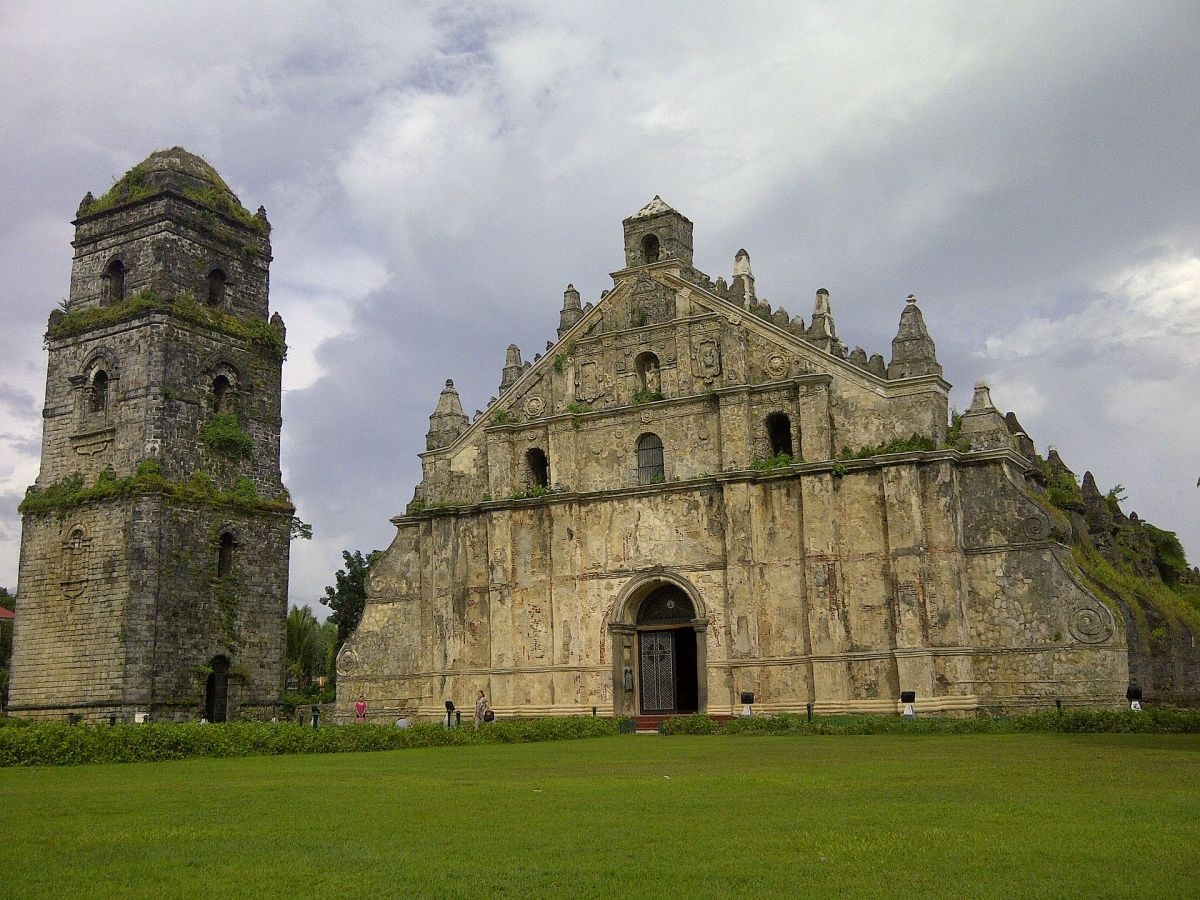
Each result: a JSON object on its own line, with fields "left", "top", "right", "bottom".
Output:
{"left": 474, "top": 690, "right": 489, "bottom": 729}
{"left": 355, "top": 696, "right": 367, "bottom": 722}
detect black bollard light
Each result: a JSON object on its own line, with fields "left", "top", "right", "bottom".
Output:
{"left": 806, "top": 702, "right": 813, "bottom": 723}
{"left": 445, "top": 700, "right": 455, "bottom": 729}
{"left": 311, "top": 704, "right": 319, "bottom": 729}
{"left": 1055, "top": 698, "right": 1062, "bottom": 713}
{"left": 109, "top": 715, "right": 117, "bottom": 727}
{"left": 592, "top": 706, "right": 597, "bottom": 717}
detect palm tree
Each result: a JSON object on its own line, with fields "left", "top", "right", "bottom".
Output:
{"left": 286, "top": 605, "right": 334, "bottom": 692}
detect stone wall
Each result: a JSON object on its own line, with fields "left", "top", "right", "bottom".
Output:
{"left": 340, "top": 455, "right": 1127, "bottom": 722}
{"left": 71, "top": 195, "right": 270, "bottom": 320}
{"left": 38, "top": 315, "right": 283, "bottom": 493}
{"left": 10, "top": 149, "right": 290, "bottom": 723}
{"left": 9, "top": 497, "right": 289, "bottom": 722}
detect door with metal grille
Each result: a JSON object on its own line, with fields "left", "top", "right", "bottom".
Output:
{"left": 639, "top": 631, "right": 675, "bottom": 713}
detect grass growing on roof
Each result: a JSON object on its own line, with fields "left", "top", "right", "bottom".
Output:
{"left": 0, "top": 733, "right": 1197, "bottom": 897}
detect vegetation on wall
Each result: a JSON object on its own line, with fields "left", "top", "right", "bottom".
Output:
{"left": 1071, "top": 544, "right": 1200, "bottom": 634}
{"left": 751, "top": 452, "right": 797, "bottom": 471}
{"left": 631, "top": 388, "right": 664, "bottom": 405}
{"left": 489, "top": 408, "right": 519, "bottom": 426}
{"left": 944, "top": 410, "right": 971, "bottom": 452}
{"left": 47, "top": 290, "right": 287, "bottom": 361}
{"left": 200, "top": 413, "right": 253, "bottom": 459}
{"left": 78, "top": 158, "right": 267, "bottom": 234}
{"left": 508, "top": 485, "right": 558, "bottom": 501}
{"left": 76, "top": 161, "right": 156, "bottom": 217}
{"left": 179, "top": 183, "right": 267, "bottom": 233}
{"left": 1024, "top": 449, "right": 1200, "bottom": 640}
{"left": 838, "top": 434, "right": 938, "bottom": 459}
{"left": 18, "top": 460, "right": 292, "bottom": 519}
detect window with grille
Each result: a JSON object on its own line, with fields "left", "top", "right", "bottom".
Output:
{"left": 637, "top": 433, "right": 664, "bottom": 484}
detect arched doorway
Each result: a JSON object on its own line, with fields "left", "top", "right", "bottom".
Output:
{"left": 610, "top": 575, "right": 709, "bottom": 717}
{"left": 636, "top": 584, "right": 700, "bottom": 714}
{"left": 204, "top": 655, "right": 230, "bottom": 723}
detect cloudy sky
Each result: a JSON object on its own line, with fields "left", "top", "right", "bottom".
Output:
{"left": 1, "top": 1, "right": 1197, "bottom": 612}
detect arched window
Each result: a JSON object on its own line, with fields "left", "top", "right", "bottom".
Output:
{"left": 103, "top": 260, "right": 125, "bottom": 305}
{"left": 90, "top": 370, "right": 109, "bottom": 414}
{"left": 525, "top": 448, "right": 550, "bottom": 489}
{"left": 637, "top": 433, "right": 664, "bottom": 484}
{"left": 635, "top": 352, "right": 661, "bottom": 393}
{"left": 766, "top": 412, "right": 793, "bottom": 458}
{"left": 641, "top": 233, "right": 660, "bottom": 264}
{"left": 207, "top": 268, "right": 227, "bottom": 306}
{"left": 637, "top": 585, "right": 695, "bottom": 625}
{"left": 217, "top": 532, "right": 235, "bottom": 578}
{"left": 212, "top": 374, "right": 232, "bottom": 413}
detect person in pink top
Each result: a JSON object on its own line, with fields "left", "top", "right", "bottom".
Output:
{"left": 354, "top": 696, "right": 366, "bottom": 722}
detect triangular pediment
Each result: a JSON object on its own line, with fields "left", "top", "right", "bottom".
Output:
{"left": 428, "top": 265, "right": 930, "bottom": 458}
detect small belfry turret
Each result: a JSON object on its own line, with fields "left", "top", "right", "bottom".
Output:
{"left": 622, "top": 196, "right": 694, "bottom": 268}
{"left": 887, "top": 294, "right": 942, "bottom": 379}
{"left": 807, "top": 288, "right": 846, "bottom": 356}
{"left": 426, "top": 379, "right": 470, "bottom": 450}
{"left": 500, "top": 344, "right": 524, "bottom": 393}
{"left": 558, "top": 285, "right": 583, "bottom": 338}
{"left": 731, "top": 249, "right": 756, "bottom": 308}
{"left": 960, "top": 380, "right": 1012, "bottom": 451}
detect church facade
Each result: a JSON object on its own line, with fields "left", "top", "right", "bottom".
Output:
{"left": 336, "top": 198, "right": 1126, "bottom": 720}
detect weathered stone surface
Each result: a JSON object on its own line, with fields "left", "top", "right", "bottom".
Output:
{"left": 9, "top": 149, "right": 290, "bottom": 723}
{"left": 339, "top": 201, "right": 1130, "bottom": 722}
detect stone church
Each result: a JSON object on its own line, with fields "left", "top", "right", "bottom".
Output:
{"left": 335, "top": 197, "right": 1126, "bottom": 720}
{"left": 8, "top": 149, "right": 292, "bottom": 722}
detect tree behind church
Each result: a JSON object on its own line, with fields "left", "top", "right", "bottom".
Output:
{"left": 321, "top": 550, "right": 380, "bottom": 647}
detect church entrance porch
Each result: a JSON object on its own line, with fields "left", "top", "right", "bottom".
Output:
{"left": 609, "top": 578, "right": 707, "bottom": 717}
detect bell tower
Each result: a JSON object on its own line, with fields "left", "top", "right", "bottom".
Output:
{"left": 8, "top": 148, "right": 292, "bottom": 722}
{"left": 622, "top": 196, "right": 694, "bottom": 268}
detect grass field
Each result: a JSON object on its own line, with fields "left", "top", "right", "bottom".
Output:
{"left": 1, "top": 733, "right": 1197, "bottom": 898}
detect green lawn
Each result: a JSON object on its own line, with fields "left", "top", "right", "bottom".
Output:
{"left": 1, "top": 734, "right": 1197, "bottom": 898}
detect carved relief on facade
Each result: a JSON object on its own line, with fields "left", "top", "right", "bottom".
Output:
{"left": 522, "top": 395, "right": 546, "bottom": 418}
{"left": 693, "top": 336, "right": 722, "bottom": 379}
{"left": 1068, "top": 603, "right": 1115, "bottom": 644}
{"left": 577, "top": 359, "right": 602, "bottom": 403}
{"left": 336, "top": 645, "right": 361, "bottom": 677}
{"left": 60, "top": 524, "right": 91, "bottom": 599}
{"left": 765, "top": 353, "right": 790, "bottom": 379}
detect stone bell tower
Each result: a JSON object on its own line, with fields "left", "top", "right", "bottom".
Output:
{"left": 8, "top": 148, "right": 292, "bottom": 722}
